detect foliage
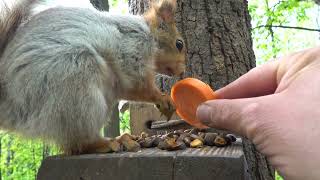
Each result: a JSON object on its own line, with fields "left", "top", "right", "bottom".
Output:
{"left": 249, "top": 1, "right": 319, "bottom": 179}
{"left": 109, "top": 0, "right": 129, "bottom": 14}
{"left": 249, "top": 0, "right": 318, "bottom": 65}
{"left": 0, "top": 133, "right": 59, "bottom": 180}
{"left": 120, "top": 110, "right": 131, "bottom": 134}
{"left": 276, "top": 171, "right": 284, "bottom": 180}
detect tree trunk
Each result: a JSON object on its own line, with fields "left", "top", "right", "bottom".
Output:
{"left": 90, "top": 0, "right": 109, "bottom": 11}
{"left": 0, "top": 135, "right": 2, "bottom": 180}
{"left": 90, "top": 0, "right": 120, "bottom": 138}
{"left": 42, "top": 145, "right": 50, "bottom": 159}
{"left": 129, "top": 0, "right": 274, "bottom": 179}
{"left": 104, "top": 103, "right": 120, "bottom": 137}
{"left": 313, "top": 0, "right": 320, "bottom": 5}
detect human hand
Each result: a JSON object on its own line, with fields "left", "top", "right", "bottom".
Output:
{"left": 196, "top": 46, "right": 320, "bottom": 180}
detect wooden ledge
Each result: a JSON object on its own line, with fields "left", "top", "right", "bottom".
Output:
{"left": 37, "top": 140, "right": 250, "bottom": 180}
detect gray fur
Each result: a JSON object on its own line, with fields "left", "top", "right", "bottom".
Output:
{"left": 0, "top": 5, "right": 157, "bottom": 152}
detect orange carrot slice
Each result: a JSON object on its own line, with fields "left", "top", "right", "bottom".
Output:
{"left": 171, "top": 78, "right": 217, "bottom": 129}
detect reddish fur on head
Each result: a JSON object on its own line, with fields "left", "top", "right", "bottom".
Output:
{"left": 0, "top": 0, "right": 36, "bottom": 58}
{"left": 143, "top": 0, "right": 186, "bottom": 77}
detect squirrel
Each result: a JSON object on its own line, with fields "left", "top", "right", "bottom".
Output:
{"left": 0, "top": 0, "right": 186, "bottom": 155}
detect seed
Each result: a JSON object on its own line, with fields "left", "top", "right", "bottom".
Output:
{"left": 140, "top": 132, "right": 149, "bottom": 139}
{"left": 174, "top": 129, "right": 184, "bottom": 135}
{"left": 190, "top": 128, "right": 200, "bottom": 135}
{"left": 177, "top": 133, "right": 189, "bottom": 142}
{"left": 176, "top": 140, "right": 187, "bottom": 150}
{"left": 190, "top": 134, "right": 204, "bottom": 143}
{"left": 139, "top": 137, "right": 155, "bottom": 148}
{"left": 190, "top": 139, "right": 203, "bottom": 148}
{"left": 183, "top": 136, "right": 192, "bottom": 147}
{"left": 204, "top": 133, "right": 218, "bottom": 146}
{"left": 152, "top": 137, "right": 162, "bottom": 147}
{"left": 198, "top": 132, "right": 206, "bottom": 139}
{"left": 225, "top": 134, "right": 237, "bottom": 143}
{"left": 214, "top": 135, "right": 227, "bottom": 147}
{"left": 165, "top": 132, "right": 175, "bottom": 138}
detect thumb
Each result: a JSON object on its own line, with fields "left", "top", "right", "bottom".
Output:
{"left": 196, "top": 94, "right": 279, "bottom": 139}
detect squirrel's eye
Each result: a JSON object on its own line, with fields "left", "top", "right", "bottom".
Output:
{"left": 176, "top": 39, "right": 184, "bottom": 52}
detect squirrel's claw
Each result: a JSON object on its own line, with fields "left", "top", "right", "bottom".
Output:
{"left": 155, "top": 94, "right": 176, "bottom": 121}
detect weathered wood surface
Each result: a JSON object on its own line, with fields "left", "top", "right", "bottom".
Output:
{"left": 37, "top": 141, "right": 250, "bottom": 180}
{"left": 151, "top": 119, "right": 188, "bottom": 129}
{"left": 129, "top": 103, "right": 188, "bottom": 135}
{"left": 90, "top": 0, "right": 109, "bottom": 11}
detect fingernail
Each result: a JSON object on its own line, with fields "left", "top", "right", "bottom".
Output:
{"left": 196, "top": 103, "right": 212, "bottom": 125}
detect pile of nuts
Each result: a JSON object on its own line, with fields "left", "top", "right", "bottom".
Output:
{"left": 103, "top": 129, "right": 237, "bottom": 153}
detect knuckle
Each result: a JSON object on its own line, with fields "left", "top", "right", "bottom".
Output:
{"left": 240, "top": 102, "right": 263, "bottom": 139}
{"left": 206, "top": 102, "right": 235, "bottom": 128}
{"left": 241, "top": 102, "right": 260, "bottom": 121}
{"left": 219, "top": 103, "right": 241, "bottom": 128}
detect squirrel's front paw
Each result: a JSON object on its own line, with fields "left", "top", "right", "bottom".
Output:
{"left": 155, "top": 93, "right": 176, "bottom": 121}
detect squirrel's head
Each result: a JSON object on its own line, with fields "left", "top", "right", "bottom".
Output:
{"left": 144, "top": 0, "right": 186, "bottom": 77}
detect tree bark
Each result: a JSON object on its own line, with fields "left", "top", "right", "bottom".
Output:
{"left": 0, "top": 135, "right": 2, "bottom": 180}
{"left": 129, "top": 0, "right": 274, "bottom": 179}
{"left": 90, "top": 0, "right": 109, "bottom": 11}
{"left": 104, "top": 103, "right": 120, "bottom": 137}
{"left": 90, "top": 0, "right": 120, "bottom": 138}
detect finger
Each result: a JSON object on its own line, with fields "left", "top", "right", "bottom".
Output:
{"left": 216, "top": 60, "right": 279, "bottom": 99}
{"left": 196, "top": 94, "right": 281, "bottom": 139}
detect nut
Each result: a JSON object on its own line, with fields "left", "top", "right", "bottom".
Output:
{"left": 139, "top": 137, "right": 155, "bottom": 148}
{"left": 130, "top": 135, "right": 140, "bottom": 141}
{"left": 165, "top": 132, "right": 175, "bottom": 138}
{"left": 190, "top": 134, "right": 204, "bottom": 143}
{"left": 198, "top": 132, "right": 206, "bottom": 139}
{"left": 117, "top": 133, "right": 141, "bottom": 152}
{"left": 112, "top": 130, "right": 236, "bottom": 153}
{"left": 177, "top": 133, "right": 189, "bottom": 142}
{"left": 152, "top": 137, "right": 162, "bottom": 147}
{"left": 214, "top": 135, "right": 228, "bottom": 147}
{"left": 190, "top": 139, "right": 203, "bottom": 148}
{"left": 175, "top": 140, "right": 187, "bottom": 150}
{"left": 190, "top": 128, "right": 200, "bottom": 135}
{"left": 165, "top": 137, "right": 177, "bottom": 149}
{"left": 157, "top": 137, "right": 187, "bottom": 151}
{"left": 225, "top": 134, "right": 237, "bottom": 143}
{"left": 183, "top": 136, "right": 192, "bottom": 147}
{"left": 140, "top": 132, "right": 149, "bottom": 139}
{"left": 157, "top": 140, "right": 168, "bottom": 150}
{"left": 174, "top": 129, "right": 185, "bottom": 135}
{"left": 204, "top": 133, "right": 218, "bottom": 146}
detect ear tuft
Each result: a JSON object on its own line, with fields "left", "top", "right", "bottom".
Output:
{"left": 154, "top": 0, "right": 177, "bottom": 23}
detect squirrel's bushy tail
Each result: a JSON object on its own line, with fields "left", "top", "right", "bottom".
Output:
{"left": 0, "top": 0, "right": 36, "bottom": 57}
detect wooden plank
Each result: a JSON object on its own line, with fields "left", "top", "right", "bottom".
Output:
{"left": 175, "top": 145, "right": 248, "bottom": 180}
{"left": 129, "top": 103, "right": 177, "bottom": 135}
{"left": 104, "top": 102, "right": 120, "bottom": 137}
{"left": 150, "top": 119, "right": 187, "bottom": 129}
{"left": 37, "top": 141, "right": 249, "bottom": 180}
{"left": 37, "top": 149, "right": 174, "bottom": 180}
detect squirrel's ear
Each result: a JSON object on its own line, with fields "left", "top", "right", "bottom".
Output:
{"left": 154, "top": 0, "right": 177, "bottom": 23}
